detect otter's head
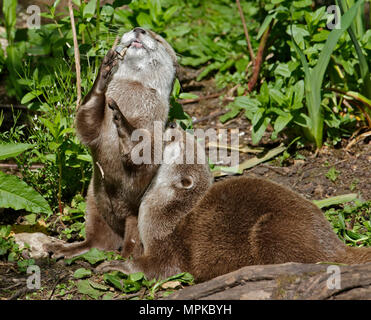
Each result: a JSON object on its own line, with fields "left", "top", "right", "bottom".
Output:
{"left": 114, "top": 28, "right": 178, "bottom": 99}
{"left": 141, "top": 124, "right": 213, "bottom": 214}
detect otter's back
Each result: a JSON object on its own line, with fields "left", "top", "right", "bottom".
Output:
{"left": 180, "top": 176, "right": 346, "bottom": 282}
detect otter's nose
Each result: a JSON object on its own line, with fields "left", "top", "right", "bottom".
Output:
{"left": 133, "top": 27, "right": 146, "bottom": 35}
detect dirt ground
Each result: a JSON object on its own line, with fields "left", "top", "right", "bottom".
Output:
{"left": 0, "top": 66, "right": 370, "bottom": 300}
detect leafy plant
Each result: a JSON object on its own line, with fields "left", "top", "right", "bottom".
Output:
{"left": 291, "top": 0, "right": 364, "bottom": 149}
{"left": 325, "top": 200, "right": 371, "bottom": 247}
{"left": 0, "top": 143, "right": 52, "bottom": 215}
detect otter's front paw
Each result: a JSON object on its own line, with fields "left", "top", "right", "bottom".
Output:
{"left": 96, "top": 260, "right": 133, "bottom": 274}
{"left": 97, "top": 49, "right": 119, "bottom": 91}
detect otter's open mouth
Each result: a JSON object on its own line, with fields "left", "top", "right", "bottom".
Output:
{"left": 130, "top": 40, "right": 144, "bottom": 49}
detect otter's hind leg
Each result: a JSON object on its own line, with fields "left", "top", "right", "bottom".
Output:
{"left": 121, "top": 215, "right": 143, "bottom": 258}
{"left": 44, "top": 184, "right": 124, "bottom": 259}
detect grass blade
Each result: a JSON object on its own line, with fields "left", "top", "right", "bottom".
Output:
{"left": 313, "top": 193, "right": 358, "bottom": 209}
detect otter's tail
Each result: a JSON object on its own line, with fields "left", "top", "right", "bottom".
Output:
{"left": 337, "top": 246, "right": 371, "bottom": 264}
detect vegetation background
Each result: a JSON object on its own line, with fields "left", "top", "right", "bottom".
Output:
{"left": 0, "top": 0, "right": 370, "bottom": 299}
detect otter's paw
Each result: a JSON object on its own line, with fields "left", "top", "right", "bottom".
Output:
{"left": 101, "top": 49, "right": 118, "bottom": 78}
{"left": 43, "top": 242, "right": 68, "bottom": 260}
{"left": 97, "top": 49, "right": 119, "bottom": 91}
{"left": 96, "top": 260, "right": 133, "bottom": 274}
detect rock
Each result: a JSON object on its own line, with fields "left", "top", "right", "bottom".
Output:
{"left": 14, "top": 232, "right": 65, "bottom": 259}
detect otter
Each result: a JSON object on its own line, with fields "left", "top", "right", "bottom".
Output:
{"left": 97, "top": 126, "right": 371, "bottom": 283}
{"left": 45, "top": 28, "right": 178, "bottom": 259}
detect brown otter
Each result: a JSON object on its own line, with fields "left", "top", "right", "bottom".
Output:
{"left": 45, "top": 28, "right": 178, "bottom": 259}
{"left": 97, "top": 127, "right": 371, "bottom": 283}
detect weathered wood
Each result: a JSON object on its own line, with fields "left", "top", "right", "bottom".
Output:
{"left": 167, "top": 262, "right": 371, "bottom": 300}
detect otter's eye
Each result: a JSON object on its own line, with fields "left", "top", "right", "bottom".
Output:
{"left": 114, "top": 114, "right": 119, "bottom": 121}
{"left": 169, "top": 122, "right": 176, "bottom": 129}
{"left": 180, "top": 176, "right": 194, "bottom": 189}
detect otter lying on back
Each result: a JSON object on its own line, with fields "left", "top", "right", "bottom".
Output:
{"left": 98, "top": 127, "right": 371, "bottom": 283}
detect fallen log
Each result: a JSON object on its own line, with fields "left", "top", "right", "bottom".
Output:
{"left": 167, "top": 262, "right": 371, "bottom": 300}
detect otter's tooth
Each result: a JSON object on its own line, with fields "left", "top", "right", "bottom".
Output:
{"left": 115, "top": 45, "right": 128, "bottom": 58}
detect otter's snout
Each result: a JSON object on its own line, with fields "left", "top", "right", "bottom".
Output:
{"left": 133, "top": 27, "right": 146, "bottom": 35}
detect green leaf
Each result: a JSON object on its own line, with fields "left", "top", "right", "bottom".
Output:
{"left": 0, "top": 171, "right": 52, "bottom": 215}
{"left": 79, "top": 248, "right": 107, "bottom": 264}
{"left": 24, "top": 213, "right": 37, "bottom": 225}
{"left": 74, "top": 268, "right": 92, "bottom": 279}
{"left": 197, "top": 62, "right": 222, "bottom": 81}
{"left": 21, "top": 90, "right": 43, "bottom": 104}
{"left": 128, "top": 272, "right": 144, "bottom": 282}
{"left": 269, "top": 89, "right": 286, "bottom": 105}
{"left": 219, "top": 106, "right": 241, "bottom": 123}
{"left": 136, "top": 12, "right": 153, "bottom": 29}
{"left": 103, "top": 272, "right": 124, "bottom": 291}
{"left": 0, "top": 143, "right": 35, "bottom": 160}
{"left": 213, "top": 144, "right": 286, "bottom": 177}
{"left": 76, "top": 280, "right": 104, "bottom": 299}
{"left": 274, "top": 63, "right": 291, "bottom": 78}
{"left": 293, "top": 0, "right": 312, "bottom": 8}
{"left": 89, "top": 280, "right": 109, "bottom": 291}
{"left": 273, "top": 114, "right": 293, "bottom": 137}
{"left": 257, "top": 14, "right": 274, "bottom": 40}
{"left": 252, "top": 117, "right": 270, "bottom": 145}
{"left": 313, "top": 194, "right": 358, "bottom": 209}
{"left": 179, "top": 93, "right": 199, "bottom": 100}
{"left": 83, "top": 0, "right": 97, "bottom": 20}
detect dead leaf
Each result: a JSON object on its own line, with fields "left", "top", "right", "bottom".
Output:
{"left": 161, "top": 281, "right": 182, "bottom": 290}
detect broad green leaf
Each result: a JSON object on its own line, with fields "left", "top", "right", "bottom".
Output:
{"left": 273, "top": 114, "right": 293, "bottom": 136}
{"left": 76, "top": 248, "right": 107, "bottom": 264}
{"left": 252, "top": 117, "right": 270, "bottom": 145}
{"left": 269, "top": 89, "right": 286, "bottom": 105}
{"left": 77, "top": 280, "right": 104, "bottom": 299}
{"left": 77, "top": 154, "right": 92, "bottom": 162}
{"left": 65, "top": 248, "right": 107, "bottom": 265}
{"left": 83, "top": 0, "right": 97, "bottom": 20}
{"left": 128, "top": 272, "right": 145, "bottom": 282}
{"left": 0, "top": 171, "right": 52, "bottom": 215}
{"left": 0, "top": 143, "right": 35, "bottom": 160}
{"left": 74, "top": 268, "right": 92, "bottom": 279}
{"left": 274, "top": 63, "right": 291, "bottom": 78}
{"left": 103, "top": 272, "right": 124, "bottom": 291}
{"left": 21, "top": 90, "right": 43, "bottom": 104}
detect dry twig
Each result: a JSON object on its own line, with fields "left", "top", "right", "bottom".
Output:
{"left": 68, "top": 0, "right": 82, "bottom": 107}
{"left": 236, "top": 0, "right": 255, "bottom": 63}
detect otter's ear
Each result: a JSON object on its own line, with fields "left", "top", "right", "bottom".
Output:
{"left": 178, "top": 176, "right": 194, "bottom": 190}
